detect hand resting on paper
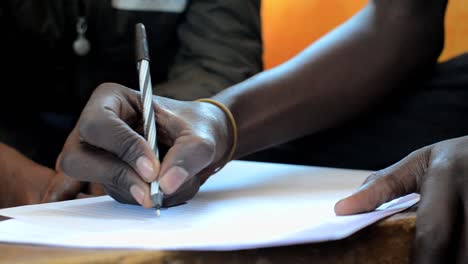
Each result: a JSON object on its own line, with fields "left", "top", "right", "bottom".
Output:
{"left": 59, "top": 83, "right": 232, "bottom": 208}
{"left": 0, "top": 143, "right": 82, "bottom": 208}
{"left": 335, "top": 136, "right": 468, "bottom": 264}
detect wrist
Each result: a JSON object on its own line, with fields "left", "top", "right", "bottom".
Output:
{"left": 195, "top": 98, "right": 237, "bottom": 172}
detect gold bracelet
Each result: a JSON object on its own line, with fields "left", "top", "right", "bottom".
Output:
{"left": 196, "top": 98, "right": 237, "bottom": 172}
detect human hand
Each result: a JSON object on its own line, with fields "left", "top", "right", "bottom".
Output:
{"left": 334, "top": 136, "right": 468, "bottom": 263}
{"left": 0, "top": 143, "right": 81, "bottom": 208}
{"left": 60, "top": 83, "right": 232, "bottom": 208}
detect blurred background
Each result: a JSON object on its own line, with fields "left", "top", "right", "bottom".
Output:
{"left": 262, "top": 0, "right": 468, "bottom": 69}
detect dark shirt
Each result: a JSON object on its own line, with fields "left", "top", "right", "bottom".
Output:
{"left": 1, "top": 0, "right": 262, "bottom": 113}
{"left": 0, "top": 0, "right": 262, "bottom": 166}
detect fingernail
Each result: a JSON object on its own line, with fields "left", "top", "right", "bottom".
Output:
{"left": 130, "top": 185, "right": 145, "bottom": 205}
{"left": 160, "top": 166, "right": 189, "bottom": 194}
{"left": 335, "top": 199, "right": 343, "bottom": 206}
{"left": 334, "top": 199, "right": 347, "bottom": 215}
{"left": 136, "top": 156, "right": 155, "bottom": 182}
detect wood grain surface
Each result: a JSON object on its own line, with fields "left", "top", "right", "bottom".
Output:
{"left": 0, "top": 211, "right": 417, "bottom": 264}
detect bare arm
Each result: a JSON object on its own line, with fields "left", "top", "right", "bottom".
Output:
{"left": 214, "top": 0, "right": 447, "bottom": 158}
{"left": 60, "top": 0, "right": 448, "bottom": 208}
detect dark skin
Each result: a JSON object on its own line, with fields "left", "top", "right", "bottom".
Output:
{"left": 0, "top": 143, "right": 82, "bottom": 208}
{"left": 60, "top": 0, "right": 458, "bottom": 263}
{"left": 0, "top": 141, "right": 106, "bottom": 208}
{"left": 63, "top": 85, "right": 468, "bottom": 263}
{"left": 213, "top": 0, "right": 446, "bottom": 159}
{"left": 335, "top": 137, "right": 468, "bottom": 263}
{"left": 60, "top": 85, "right": 230, "bottom": 207}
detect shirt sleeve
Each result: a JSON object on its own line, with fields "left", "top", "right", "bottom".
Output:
{"left": 152, "top": 0, "right": 263, "bottom": 101}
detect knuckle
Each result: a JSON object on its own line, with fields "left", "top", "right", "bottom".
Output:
{"left": 360, "top": 170, "right": 405, "bottom": 207}
{"left": 110, "top": 165, "right": 131, "bottom": 189}
{"left": 407, "top": 147, "right": 426, "bottom": 159}
{"left": 362, "top": 169, "right": 389, "bottom": 186}
{"left": 404, "top": 146, "right": 430, "bottom": 167}
{"left": 363, "top": 171, "right": 381, "bottom": 185}
{"left": 95, "top": 82, "right": 120, "bottom": 94}
{"left": 116, "top": 131, "right": 145, "bottom": 163}
{"left": 78, "top": 117, "right": 100, "bottom": 142}
{"left": 382, "top": 173, "right": 405, "bottom": 193}
{"left": 193, "top": 136, "right": 216, "bottom": 159}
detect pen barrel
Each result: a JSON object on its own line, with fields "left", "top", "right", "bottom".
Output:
{"left": 137, "top": 60, "right": 159, "bottom": 160}
{"left": 135, "top": 23, "right": 162, "bottom": 210}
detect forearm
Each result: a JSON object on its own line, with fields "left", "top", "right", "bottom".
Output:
{"left": 214, "top": 1, "right": 446, "bottom": 158}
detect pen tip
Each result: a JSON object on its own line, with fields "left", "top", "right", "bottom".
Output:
{"left": 156, "top": 209, "right": 161, "bottom": 217}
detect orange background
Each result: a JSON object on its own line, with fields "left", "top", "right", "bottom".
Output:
{"left": 262, "top": 0, "right": 468, "bottom": 69}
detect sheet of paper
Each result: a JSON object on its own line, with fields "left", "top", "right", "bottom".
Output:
{"left": 0, "top": 160, "right": 419, "bottom": 250}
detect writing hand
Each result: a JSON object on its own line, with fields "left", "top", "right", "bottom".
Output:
{"left": 60, "top": 83, "right": 231, "bottom": 208}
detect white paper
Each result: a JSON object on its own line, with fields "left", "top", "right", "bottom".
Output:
{"left": 0, "top": 161, "right": 419, "bottom": 250}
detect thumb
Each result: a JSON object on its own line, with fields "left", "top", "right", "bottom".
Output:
{"left": 334, "top": 148, "right": 429, "bottom": 215}
{"left": 159, "top": 135, "right": 216, "bottom": 196}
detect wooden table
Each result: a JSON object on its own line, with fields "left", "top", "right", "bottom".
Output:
{"left": 0, "top": 210, "right": 417, "bottom": 264}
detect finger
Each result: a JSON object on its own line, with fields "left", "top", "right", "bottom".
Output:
{"left": 61, "top": 139, "right": 153, "bottom": 208}
{"left": 78, "top": 83, "right": 160, "bottom": 183}
{"left": 335, "top": 148, "right": 429, "bottom": 215}
{"left": 41, "top": 173, "right": 83, "bottom": 203}
{"left": 413, "top": 166, "right": 459, "bottom": 264}
{"left": 158, "top": 135, "right": 215, "bottom": 195}
{"left": 163, "top": 175, "right": 200, "bottom": 207}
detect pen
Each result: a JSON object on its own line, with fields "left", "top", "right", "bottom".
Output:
{"left": 135, "top": 23, "right": 163, "bottom": 216}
